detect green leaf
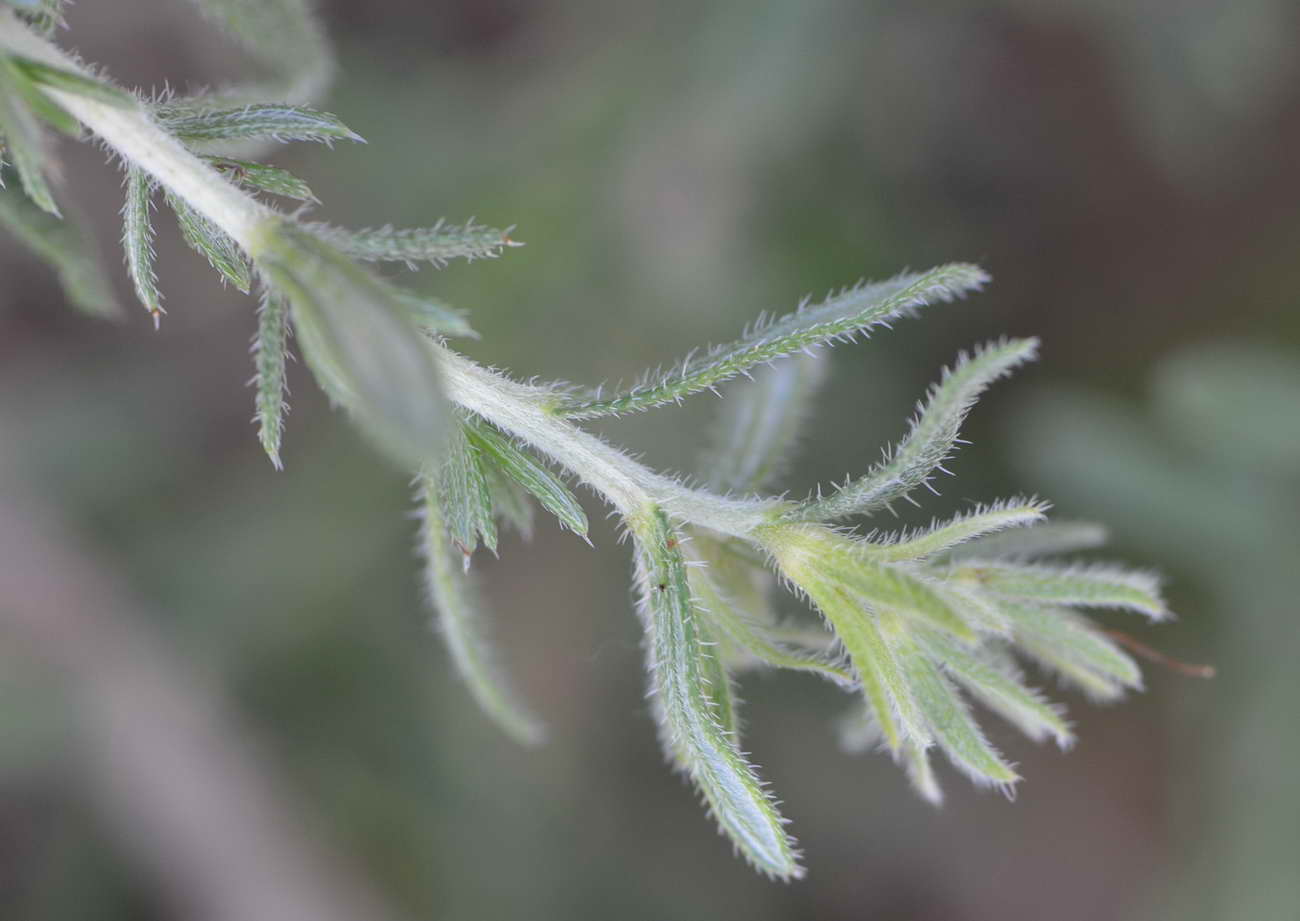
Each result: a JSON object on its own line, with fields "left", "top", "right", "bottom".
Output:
{"left": 418, "top": 481, "right": 545, "bottom": 746}
{"left": 389, "top": 287, "right": 477, "bottom": 339}
{"left": 252, "top": 287, "right": 290, "bottom": 469}
{"left": 702, "top": 351, "right": 827, "bottom": 494}
{"left": 916, "top": 630, "right": 1073, "bottom": 747}
{"left": 956, "top": 561, "right": 1168, "bottom": 620}
{"left": 788, "top": 338, "right": 1039, "bottom": 522}
{"left": 999, "top": 601, "right": 1143, "bottom": 700}
{"left": 435, "top": 421, "right": 497, "bottom": 560}
{"left": 165, "top": 190, "right": 252, "bottom": 292}
{"left": 156, "top": 103, "right": 362, "bottom": 146}
{"left": 120, "top": 166, "right": 162, "bottom": 322}
{"left": 558, "top": 263, "right": 990, "bottom": 420}
{"left": 206, "top": 156, "right": 317, "bottom": 203}
{"left": 304, "top": 219, "right": 517, "bottom": 268}
{"left": 0, "top": 177, "right": 118, "bottom": 316}
{"left": 888, "top": 616, "right": 1019, "bottom": 790}
{"left": 256, "top": 221, "right": 449, "bottom": 471}
{"left": 688, "top": 536, "right": 855, "bottom": 686}
{"left": 945, "top": 521, "right": 1108, "bottom": 562}
{"left": 0, "top": 55, "right": 58, "bottom": 214}
{"left": 7, "top": 54, "right": 134, "bottom": 107}
{"left": 865, "top": 498, "right": 1050, "bottom": 562}
{"left": 633, "top": 507, "right": 802, "bottom": 880}
{"left": 4, "top": 0, "right": 67, "bottom": 34}
{"left": 462, "top": 417, "right": 588, "bottom": 541}
{"left": 484, "top": 463, "right": 535, "bottom": 539}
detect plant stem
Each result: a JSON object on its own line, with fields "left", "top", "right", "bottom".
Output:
{"left": 0, "top": 11, "right": 780, "bottom": 538}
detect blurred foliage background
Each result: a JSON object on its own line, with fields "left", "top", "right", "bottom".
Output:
{"left": 2, "top": 1, "right": 1298, "bottom": 919}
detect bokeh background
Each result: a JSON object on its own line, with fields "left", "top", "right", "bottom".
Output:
{"left": 3, "top": 1, "right": 1298, "bottom": 919}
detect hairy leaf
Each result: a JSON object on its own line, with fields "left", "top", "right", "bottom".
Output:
{"left": 958, "top": 561, "right": 1168, "bottom": 620}
{"left": 559, "top": 263, "right": 990, "bottom": 420}
{"left": 165, "top": 190, "right": 252, "bottom": 292}
{"left": 1000, "top": 601, "right": 1143, "bottom": 700}
{"left": 436, "top": 421, "right": 497, "bottom": 560}
{"left": 634, "top": 507, "right": 801, "bottom": 880}
{"left": 866, "top": 498, "right": 1050, "bottom": 562}
{"left": 120, "top": 166, "right": 162, "bottom": 322}
{"left": 8, "top": 54, "right": 133, "bottom": 106}
{"left": 418, "top": 481, "right": 545, "bottom": 746}
{"left": 207, "top": 156, "right": 317, "bottom": 203}
{"left": 255, "top": 221, "right": 449, "bottom": 470}
{"left": 463, "top": 417, "right": 588, "bottom": 540}
{"left": 789, "top": 338, "right": 1039, "bottom": 521}
{"left": 945, "top": 521, "right": 1108, "bottom": 561}
{"left": 252, "top": 287, "right": 290, "bottom": 468}
{"left": 0, "top": 55, "right": 57, "bottom": 214}
{"left": 305, "top": 219, "right": 516, "bottom": 268}
{"left": 156, "top": 103, "right": 362, "bottom": 146}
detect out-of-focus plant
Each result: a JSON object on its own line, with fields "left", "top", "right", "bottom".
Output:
{"left": 0, "top": 0, "right": 1177, "bottom": 880}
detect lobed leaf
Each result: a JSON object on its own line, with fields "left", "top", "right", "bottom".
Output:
{"left": 957, "top": 561, "right": 1168, "bottom": 620}
{"left": 165, "top": 189, "right": 252, "bottom": 292}
{"left": 418, "top": 480, "right": 545, "bottom": 746}
{"left": 462, "top": 417, "right": 588, "bottom": 540}
{"left": 788, "top": 338, "right": 1039, "bottom": 522}
{"left": 702, "top": 351, "right": 828, "bottom": 494}
{"left": 255, "top": 221, "right": 449, "bottom": 470}
{"left": 156, "top": 103, "right": 362, "bottom": 146}
{"left": 304, "top": 219, "right": 516, "bottom": 269}
{"left": 558, "top": 263, "right": 991, "bottom": 420}
{"left": 252, "top": 287, "right": 290, "bottom": 469}
{"left": 120, "top": 166, "right": 162, "bottom": 322}
{"left": 634, "top": 507, "right": 802, "bottom": 880}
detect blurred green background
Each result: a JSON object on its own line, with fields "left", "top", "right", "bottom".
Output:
{"left": 2, "top": 1, "right": 1298, "bottom": 919}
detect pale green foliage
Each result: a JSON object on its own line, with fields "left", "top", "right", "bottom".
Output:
{"left": 252, "top": 288, "right": 290, "bottom": 468}
{"left": 418, "top": 480, "right": 545, "bottom": 747}
{"left": 0, "top": 6, "right": 1181, "bottom": 883}
{"left": 121, "top": 166, "right": 162, "bottom": 321}
{"left": 305, "top": 220, "right": 518, "bottom": 268}
{"left": 557, "top": 264, "right": 989, "bottom": 420}
{"left": 633, "top": 507, "right": 801, "bottom": 880}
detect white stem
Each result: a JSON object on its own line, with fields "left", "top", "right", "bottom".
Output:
{"left": 0, "top": 12, "right": 269, "bottom": 249}
{"left": 0, "top": 13, "right": 781, "bottom": 537}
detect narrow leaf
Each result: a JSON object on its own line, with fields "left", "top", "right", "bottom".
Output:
{"left": 390, "top": 287, "right": 477, "bottom": 339}
{"left": 8, "top": 55, "right": 134, "bottom": 107}
{"left": 252, "top": 287, "right": 290, "bottom": 468}
{"left": 156, "top": 103, "right": 362, "bottom": 145}
{"left": 1000, "top": 601, "right": 1143, "bottom": 700}
{"left": 866, "top": 498, "right": 1050, "bottom": 562}
{"left": 0, "top": 56, "right": 58, "bottom": 214}
{"left": 255, "top": 221, "right": 449, "bottom": 470}
{"left": 634, "top": 507, "right": 802, "bottom": 880}
{"left": 890, "top": 618, "right": 1019, "bottom": 790}
{"left": 165, "top": 190, "right": 252, "bottom": 292}
{"left": 436, "top": 421, "right": 497, "bottom": 560}
{"left": 207, "top": 156, "right": 317, "bottom": 203}
{"left": 702, "top": 351, "right": 828, "bottom": 494}
{"left": 957, "top": 562, "right": 1168, "bottom": 620}
{"left": 917, "top": 630, "right": 1073, "bottom": 747}
{"left": 484, "top": 463, "right": 535, "bottom": 539}
{"left": 789, "top": 338, "right": 1039, "bottom": 521}
{"left": 305, "top": 219, "right": 516, "bottom": 268}
{"left": 418, "top": 480, "right": 545, "bottom": 746}
{"left": 121, "top": 166, "right": 162, "bottom": 322}
{"left": 462, "top": 417, "right": 588, "bottom": 540}
{"left": 559, "top": 263, "right": 990, "bottom": 420}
